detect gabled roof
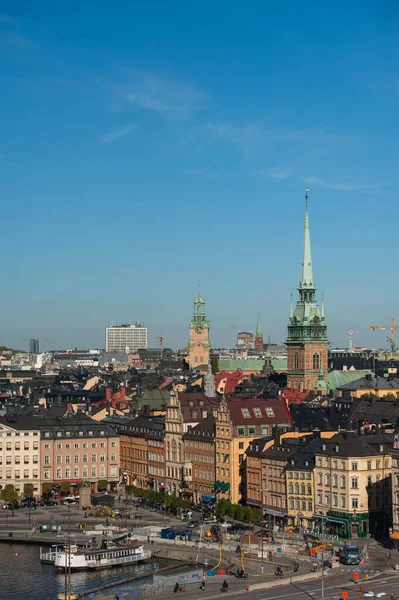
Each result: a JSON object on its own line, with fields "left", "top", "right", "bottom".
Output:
{"left": 328, "top": 370, "right": 374, "bottom": 392}
{"left": 227, "top": 397, "right": 292, "bottom": 427}
{"left": 338, "top": 375, "right": 399, "bottom": 391}
{"left": 183, "top": 415, "right": 215, "bottom": 441}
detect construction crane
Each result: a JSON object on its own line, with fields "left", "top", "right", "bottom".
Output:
{"left": 147, "top": 333, "right": 174, "bottom": 361}
{"left": 370, "top": 318, "right": 399, "bottom": 353}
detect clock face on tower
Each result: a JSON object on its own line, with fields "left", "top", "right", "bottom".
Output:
{"left": 195, "top": 326, "right": 203, "bottom": 334}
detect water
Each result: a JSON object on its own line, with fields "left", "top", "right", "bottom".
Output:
{"left": 0, "top": 543, "right": 170, "bottom": 600}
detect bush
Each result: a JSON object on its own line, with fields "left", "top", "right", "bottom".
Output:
{"left": 42, "top": 482, "right": 53, "bottom": 496}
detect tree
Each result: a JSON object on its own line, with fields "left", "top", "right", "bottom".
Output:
{"left": 60, "top": 481, "right": 71, "bottom": 494}
{"left": 210, "top": 356, "right": 219, "bottom": 375}
{"left": 0, "top": 484, "right": 19, "bottom": 503}
{"left": 97, "top": 480, "right": 107, "bottom": 492}
{"left": 385, "top": 393, "right": 396, "bottom": 402}
{"left": 42, "top": 482, "right": 53, "bottom": 496}
{"left": 24, "top": 483, "right": 34, "bottom": 497}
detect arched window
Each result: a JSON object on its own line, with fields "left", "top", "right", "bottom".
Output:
{"left": 312, "top": 353, "right": 320, "bottom": 370}
{"left": 294, "top": 353, "right": 298, "bottom": 369}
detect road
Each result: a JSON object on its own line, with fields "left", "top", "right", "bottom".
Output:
{"left": 159, "top": 570, "right": 399, "bottom": 600}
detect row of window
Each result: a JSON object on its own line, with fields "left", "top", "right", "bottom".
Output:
{"left": 0, "top": 432, "right": 37, "bottom": 437}
{"left": 1, "top": 469, "right": 37, "bottom": 479}
{"left": 289, "top": 483, "right": 312, "bottom": 495}
{"left": 44, "top": 454, "right": 116, "bottom": 464}
{"left": 43, "top": 441, "right": 113, "bottom": 450}
{"left": 289, "top": 498, "right": 313, "bottom": 511}
{"left": 237, "top": 426, "right": 269, "bottom": 437}
{"left": 194, "top": 468, "right": 215, "bottom": 480}
{"left": 0, "top": 442, "right": 38, "bottom": 451}
{"left": 0, "top": 456, "right": 38, "bottom": 464}
{"left": 316, "top": 458, "right": 390, "bottom": 470}
{"left": 287, "top": 472, "right": 312, "bottom": 480}
{"left": 43, "top": 431, "right": 108, "bottom": 438}
{"left": 44, "top": 466, "right": 117, "bottom": 479}
{"left": 293, "top": 353, "right": 320, "bottom": 370}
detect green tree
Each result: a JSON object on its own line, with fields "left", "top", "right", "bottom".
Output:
{"left": 24, "top": 483, "right": 34, "bottom": 497}
{"left": 0, "top": 484, "right": 19, "bottom": 503}
{"left": 42, "top": 482, "right": 53, "bottom": 496}
{"left": 60, "top": 481, "right": 71, "bottom": 494}
{"left": 210, "top": 356, "right": 219, "bottom": 375}
{"left": 249, "top": 508, "right": 261, "bottom": 523}
{"left": 234, "top": 505, "right": 246, "bottom": 522}
{"left": 385, "top": 393, "right": 396, "bottom": 402}
{"left": 97, "top": 480, "right": 107, "bottom": 492}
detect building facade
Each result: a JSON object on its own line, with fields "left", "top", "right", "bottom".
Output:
{"left": 164, "top": 390, "right": 185, "bottom": 495}
{"left": 183, "top": 415, "right": 215, "bottom": 503}
{"left": 0, "top": 418, "right": 41, "bottom": 497}
{"left": 237, "top": 331, "right": 254, "bottom": 349}
{"left": 30, "top": 338, "right": 40, "bottom": 354}
{"left": 188, "top": 292, "right": 210, "bottom": 368}
{"left": 40, "top": 419, "right": 120, "bottom": 493}
{"left": 286, "top": 190, "right": 328, "bottom": 392}
{"left": 105, "top": 323, "right": 147, "bottom": 353}
{"left": 313, "top": 432, "right": 392, "bottom": 539}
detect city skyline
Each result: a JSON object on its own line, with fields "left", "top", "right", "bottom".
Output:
{"left": 1, "top": 2, "right": 398, "bottom": 350}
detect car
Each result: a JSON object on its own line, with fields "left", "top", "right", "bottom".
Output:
{"left": 5, "top": 502, "right": 19, "bottom": 510}
{"left": 187, "top": 520, "right": 200, "bottom": 528}
{"left": 41, "top": 499, "right": 58, "bottom": 506}
{"left": 61, "top": 496, "right": 79, "bottom": 505}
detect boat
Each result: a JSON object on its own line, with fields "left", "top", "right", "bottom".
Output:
{"left": 53, "top": 540, "right": 151, "bottom": 571}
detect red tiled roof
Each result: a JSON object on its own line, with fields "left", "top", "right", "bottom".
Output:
{"left": 281, "top": 390, "right": 313, "bottom": 405}
{"left": 227, "top": 397, "right": 292, "bottom": 428}
{"left": 215, "top": 369, "right": 245, "bottom": 394}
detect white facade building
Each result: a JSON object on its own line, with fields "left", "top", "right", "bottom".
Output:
{"left": 0, "top": 419, "right": 41, "bottom": 497}
{"left": 105, "top": 323, "right": 147, "bottom": 353}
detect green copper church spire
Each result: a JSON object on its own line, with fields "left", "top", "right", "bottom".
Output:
{"left": 256, "top": 310, "right": 262, "bottom": 336}
{"left": 300, "top": 188, "right": 314, "bottom": 292}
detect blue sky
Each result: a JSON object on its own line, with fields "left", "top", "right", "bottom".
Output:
{"left": 1, "top": 1, "right": 398, "bottom": 351}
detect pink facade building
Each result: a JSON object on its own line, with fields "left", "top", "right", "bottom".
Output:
{"left": 40, "top": 418, "right": 120, "bottom": 493}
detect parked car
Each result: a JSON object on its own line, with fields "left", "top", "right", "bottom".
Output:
{"left": 5, "top": 502, "right": 19, "bottom": 510}
{"left": 39, "top": 499, "right": 58, "bottom": 506}
{"left": 187, "top": 520, "right": 200, "bottom": 528}
{"left": 61, "top": 496, "right": 79, "bottom": 505}
{"left": 22, "top": 498, "right": 37, "bottom": 509}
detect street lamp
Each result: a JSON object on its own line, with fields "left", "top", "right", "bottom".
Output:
{"left": 316, "top": 503, "right": 329, "bottom": 600}
{"left": 256, "top": 488, "right": 270, "bottom": 561}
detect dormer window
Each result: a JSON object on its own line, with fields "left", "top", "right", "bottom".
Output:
{"left": 241, "top": 408, "right": 251, "bottom": 418}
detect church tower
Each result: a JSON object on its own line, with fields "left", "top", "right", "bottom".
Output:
{"left": 188, "top": 290, "right": 210, "bottom": 368}
{"left": 254, "top": 311, "right": 264, "bottom": 351}
{"left": 286, "top": 190, "right": 328, "bottom": 391}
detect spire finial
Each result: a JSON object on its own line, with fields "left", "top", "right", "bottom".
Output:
{"left": 290, "top": 293, "right": 293, "bottom": 319}
{"left": 198, "top": 284, "right": 201, "bottom": 296}
{"left": 305, "top": 188, "right": 309, "bottom": 208}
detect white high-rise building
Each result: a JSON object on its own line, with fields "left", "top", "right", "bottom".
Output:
{"left": 105, "top": 323, "right": 147, "bottom": 353}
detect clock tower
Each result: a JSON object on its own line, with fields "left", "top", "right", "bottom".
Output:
{"left": 188, "top": 290, "right": 210, "bottom": 368}
{"left": 286, "top": 190, "right": 328, "bottom": 392}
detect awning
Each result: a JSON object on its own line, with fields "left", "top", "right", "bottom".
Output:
{"left": 390, "top": 532, "right": 399, "bottom": 540}
{"left": 265, "top": 509, "right": 286, "bottom": 518}
{"left": 313, "top": 514, "right": 347, "bottom": 524}
{"left": 202, "top": 494, "right": 215, "bottom": 503}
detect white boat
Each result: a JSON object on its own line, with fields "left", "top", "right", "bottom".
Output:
{"left": 53, "top": 541, "right": 151, "bottom": 571}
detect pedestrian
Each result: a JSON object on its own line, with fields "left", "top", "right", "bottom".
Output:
{"left": 114, "top": 594, "right": 119, "bottom": 600}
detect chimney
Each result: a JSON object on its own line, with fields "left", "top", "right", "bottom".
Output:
{"left": 313, "top": 429, "right": 321, "bottom": 439}
{"left": 106, "top": 388, "right": 111, "bottom": 401}
{"left": 120, "top": 386, "right": 126, "bottom": 401}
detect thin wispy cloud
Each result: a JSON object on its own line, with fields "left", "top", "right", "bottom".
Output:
{"left": 301, "top": 176, "right": 382, "bottom": 192}
{"left": 113, "top": 69, "right": 208, "bottom": 118}
{"left": 100, "top": 123, "right": 137, "bottom": 143}
{"left": 260, "top": 166, "right": 291, "bottom": 180}
{"left": 0, "top": 14, "right": 18, "bottom": 25}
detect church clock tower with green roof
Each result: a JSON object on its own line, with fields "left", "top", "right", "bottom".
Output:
{"left": 189, "top": 290, "right": 210, "bottom": 368}
{"left": 286, "top": 190, "right": 328, "bottom": 392}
